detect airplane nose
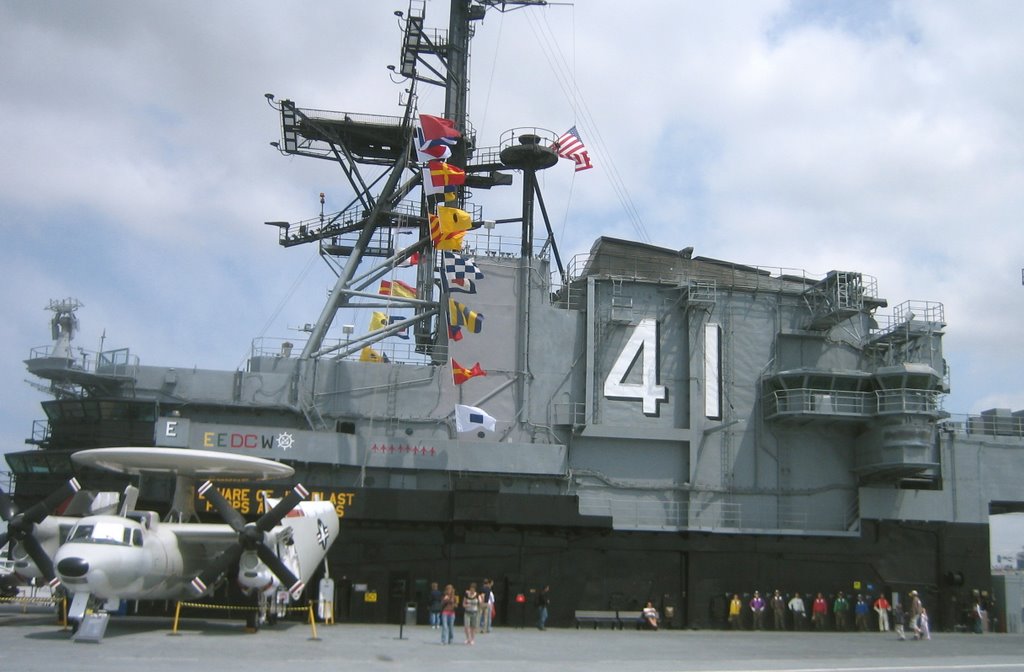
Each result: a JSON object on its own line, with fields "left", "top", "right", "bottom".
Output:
{"left": 56, "top": 557, "right": 89, "bottom": 578}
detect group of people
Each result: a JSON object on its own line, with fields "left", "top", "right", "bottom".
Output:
{"left": 727, "top": 589, "right": 930, "bottom": 638}
{"left": 428, "top": 579, "right": 496, "bottom": 645}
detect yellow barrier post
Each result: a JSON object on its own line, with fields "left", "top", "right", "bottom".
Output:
{"left": 171, "top": 601, "right": 182, "bottom": 635}
{"left": 307, "top": 604, "right": 319, "bottom": 640}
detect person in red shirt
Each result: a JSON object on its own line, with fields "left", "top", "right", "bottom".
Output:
{"left": 812, "top": 592, "right": 829, "bottom": 631}
{"left": 873, "top": 593, "right": 891, "bottom": 631}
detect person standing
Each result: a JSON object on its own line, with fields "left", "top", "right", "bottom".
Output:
{"left": 428, "top": 582, "right": 442, "bottom": 629}
{"left": 440, "top": 584, "right": 457, "bottom": 644}
{"left": 833, "top": 591, "right": 850, "bottom": 631}
{"left": 749, "top": 591, "right": 766, "bottom": 630}
{"left": 919, "top": 607, "right": 931, "bottom": 640}
{"left": 893, "top": 600, "right": 906, "bottom": 640}
{"left": 770, "top": 590, "right": 787, "bottom": 630}
{"left": 873, "top": 593, "right": 891, "bottom": 631}
{"left": 536, "top": 585, "right": 551, "bottom": 630}
{"left": 909, "top": 590, "right": 923, "bottom": 639}
{"left": 480, "top": 578, "right": 494, "bottom": 633}
{"left": 854, "top": 595, "right": 870, "bottom": 631}
{"left": 971, "top": 596, "right": 985, "bottom": 633}
{"left": 788, "top": 592, "right": 806, "bottom": 631}
{"left": 728, "top": 594, "right": 743, "bottom": 630}
{"left": 812, "top": 592, "right": 828, "bottom": 631}
{"left": 463, "top": 582, "right": 481, "bottom": 645}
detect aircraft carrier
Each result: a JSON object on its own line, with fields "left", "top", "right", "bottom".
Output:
{"left": 7, "top": 1, "right": 1024, "bottom": 631}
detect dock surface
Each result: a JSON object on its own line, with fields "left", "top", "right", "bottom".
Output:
{"left": 2, "top": 608, "right": 1022, "bottom": 672}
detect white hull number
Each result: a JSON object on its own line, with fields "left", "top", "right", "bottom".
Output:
{"left": 603, "top": 318, "right": 667, "bottom": 415}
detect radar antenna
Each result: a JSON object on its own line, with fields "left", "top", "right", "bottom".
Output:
{"left": 46, "top": 297, "right": 83, "bottom": 360}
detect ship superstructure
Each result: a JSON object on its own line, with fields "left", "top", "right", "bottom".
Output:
{"left": 11, "top": 1, "right": 1024, "bottom": 630}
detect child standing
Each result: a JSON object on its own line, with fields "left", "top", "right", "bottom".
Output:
{"left": 893, "top": 602, "right": 906, "bottom": 640}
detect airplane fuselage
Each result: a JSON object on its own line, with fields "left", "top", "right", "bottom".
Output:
{"left": 54, "top": 514, "right": 186, "bottom": 600}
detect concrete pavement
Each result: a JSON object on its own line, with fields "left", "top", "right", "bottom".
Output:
{"left": 2, "top": 605, "right": 1023, "bottom": 672}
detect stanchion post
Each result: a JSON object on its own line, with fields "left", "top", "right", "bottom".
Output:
{"left": 171, "top": 601, "right": 182, "bottom": 634}
{"left": 307, "top": 604, "right": 319, "bottom": 640}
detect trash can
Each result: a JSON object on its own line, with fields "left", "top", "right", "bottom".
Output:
{"left": 405, "top": 602, "right": 417, "bottom": 625}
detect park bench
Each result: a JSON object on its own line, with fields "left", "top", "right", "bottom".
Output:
{"left": 574, "top": 610, "right": 621, "bottom": 629}
{"left": 618, "top": 611, "right": 644, "bottom": 629}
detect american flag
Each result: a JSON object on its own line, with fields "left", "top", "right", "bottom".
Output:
{"left": 555, "top": 126, "right": 594, "bottom": 172}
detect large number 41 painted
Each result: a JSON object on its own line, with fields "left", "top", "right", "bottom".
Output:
{"left": 603, "top": 317, "right": 667, "bottom": 415}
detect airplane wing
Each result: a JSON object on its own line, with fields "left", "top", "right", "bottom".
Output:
{"left": 163, "top": 522, "right": 240, "bottom": 545}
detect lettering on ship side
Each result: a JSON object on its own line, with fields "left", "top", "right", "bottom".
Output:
{"left": 202, "top": 431, "right": 277, "bottom": 450}
{"left": 197, "top": 487, "right": 357, "bottom": 518}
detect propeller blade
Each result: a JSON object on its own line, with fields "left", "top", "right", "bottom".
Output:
{"left": 256, "top": 543, "right": 303, "bottom": 597}
{"left": 255, "top": 484, "right": 309, "bottom": 532}
{"left": 189, "top": 543, "right": 243, "bottom": 596}
{"left": 197, "top": 481, "right": 246, "bottom": 532}
{"left": 2, "top": 478, "right": 80, "bottom": 583}
{"left": 22, "top": 534, "right": 57, "bottom": 583}
{"left": 0, "top": 487, "right": 17, "bottom": 522}
{"left": 21, "top": 478, "right": 81, "bottom": 525}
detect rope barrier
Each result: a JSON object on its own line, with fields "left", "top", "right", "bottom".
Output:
{"left": 0, "top": 594, "right": 67, "bottom": 627}
{"left": 171, "top": 600, "right": 321, "bottom": 639}
{"left": 0, "top": 596, "right": 60, "bottom": 605}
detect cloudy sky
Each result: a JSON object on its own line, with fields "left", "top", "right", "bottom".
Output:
{"left": 1, "top": 0, "right": 1023, "bottom": 469}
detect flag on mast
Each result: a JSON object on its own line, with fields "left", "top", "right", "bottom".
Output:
{"left": 555, "top": 126, "right": 594, "bottom": 172}
{"left": 452, "top": 358, "right": 487, "bottom": 385}
{"left": 455, "top": 404, "right": 496, "bottom": 433}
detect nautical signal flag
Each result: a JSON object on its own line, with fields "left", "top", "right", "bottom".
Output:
{"left": 378, "top": 279, "right": 417, "bottom": 299}
{"left": 359, "top": 346, "right": 388, "bottom": 363}
{"left": 455, "top": 404, "right": 496, "bottom": 433}
{"left": 416, "top": 114, "right": 460, "bottom": 163}
{"left": 369, "top": 312, "right": 410, "bottom": 339}
{"left": 420, "top": 114, "right": 460, "bottom": 143}
{"left": 452, "top": 358, "right": 486, "bottom": 385}
{"left": 397, "top": 251, "right": 420, "bottom": 267}
{"left": 449, "top": 298, "right": 483, "bottom": 334}
{"left": 555, "top": 126, "right": 593, "bottom": 172}
{"left": 424, "top": 160, "right": 466, "bottom": 202}
{"left": 429, "top": 161, "right": 466, "bottom": 187}
{"left": 442, "top": 251, "right": 484, "bottom": 281}
{"left": 448, "top": 325, "right": 464, "bottom": 342}
{"left": 369, "top": 311, "right": 389, "bottom": 332}
{"left": 388, "top": 315, "right": 410, "bottom": 339}
{"left": 430, "top": 206, "right": 473, "bottom": 251}
{"left": 441, "top": 272, "right": 476, "bottom": 295}
{"left": 441, "top": 250, "right": 482, "bottom": 293}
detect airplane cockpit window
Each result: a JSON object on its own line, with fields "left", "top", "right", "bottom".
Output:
{"left": 67, "top": 521, "right": 140, "bottom": 546}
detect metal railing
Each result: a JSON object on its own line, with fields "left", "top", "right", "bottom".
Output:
{"left": 763, "top": 388, "right": 943, "bottom": 419}
{"left": 764, "top": 389, "right": 872, "bottom": 417}
{"left": 941, "top": 413, "right": 1024, "bottom": 439}
{"left": 871, "top": 300, "right": 946, "bottom": 337}
{"left": 26, "top": 345, "right": 139, "bottom": 379}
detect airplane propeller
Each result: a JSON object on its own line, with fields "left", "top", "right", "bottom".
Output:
{"left": 190, "top": 481, "right": 309, "bottom": 598}
{"left": 0, "top": 478, "right": 81, "bottom": 586}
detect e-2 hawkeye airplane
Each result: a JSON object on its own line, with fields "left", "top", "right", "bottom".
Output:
{"left": 1, "top": 447, "right": 338, "bottom": 632}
